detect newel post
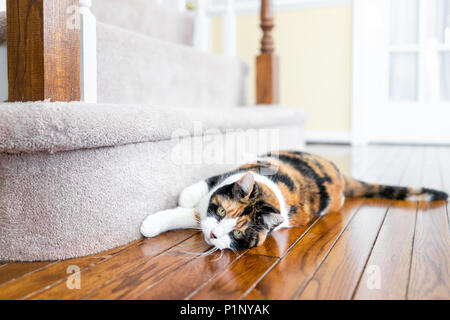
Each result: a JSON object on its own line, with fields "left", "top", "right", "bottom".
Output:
{"left": 6, "top": 0, "right": 81, "bottom": 102}
{"left": 256, "top": 0, "right": 279, "bottom": 105}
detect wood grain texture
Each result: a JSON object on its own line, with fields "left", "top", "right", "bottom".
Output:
{"left": 136, "top": 250, "right": 245, "bottom": 300}
{"left": 0, "top": 262, "right": 52, "bottom": 285}
{"left": 352, "top": 204, "right": 417, "bottom": 300}
{"left": 439, "top": 147, "right": 450, "bottom": 195}
{"left": 7, "top": 0, "right": 80, "bottom": 102}
{"left": 353, "top": 147, "right": 423, "bottom": 299}
{"left": 248, "top": 224, "right": 312, "bottom": 258}
{"left": 0, "top": 239, "right": 142, "bottom": 300}
{"left": 407, "top": 148, "right": 450, "bottom": 299}
{"left": 296, "top": 199, "right": 389, "bottom": 300}
{"left": 189, "top": 254, "right": 278, "bottom": 300}
{"left": 245, "top": 198, "right": 364, "bottom": 299}
{"left": 407, "top": 203, "right": 450, "bottom": 299}
{"left": 256, "top": 53, "right": 279, "bottom": 105}
{"left": 256, "top": 0, "right": 278, "bottom": 104}
{"left": 30, "top": 230, "right": 197, "bottom": 300}
{"left": 81, "top": 233, "right": 211, "bottom": 300}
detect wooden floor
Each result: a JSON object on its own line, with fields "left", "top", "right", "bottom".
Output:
{"left": 0, "top": 145, "right": 449, "bottom": 300}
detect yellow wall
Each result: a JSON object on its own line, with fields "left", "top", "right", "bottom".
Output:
{"left": 211, "top": 6, "right": 353, "bottom": 133}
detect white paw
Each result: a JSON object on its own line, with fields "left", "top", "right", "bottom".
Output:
{"left": 140, "top": 214, "right": 166, "bottom": 238}
{"left": 178, "top": 181, "right": 209, "bottom": 208}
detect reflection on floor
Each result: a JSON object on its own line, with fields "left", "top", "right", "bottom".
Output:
{"left": 0, "top": 145, "right": 449, "bottom": 300}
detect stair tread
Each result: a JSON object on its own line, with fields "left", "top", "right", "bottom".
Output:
{"left": 0, "top": 102, "right": 308, "bottom": 154}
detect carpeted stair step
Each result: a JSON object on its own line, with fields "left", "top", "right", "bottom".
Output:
{"left": 97, "top": 21, "right": 249, "bottom": 107}
{"left": 91, "top": 0, "right": 194, "bottom": 47}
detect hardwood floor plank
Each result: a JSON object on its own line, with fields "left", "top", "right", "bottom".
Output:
{"left": 422, "top": 147, "right": 442, "bottom": 191}
{"left": 136, "top": 250, "right": 245, "bottom": 300}
{"left": 351, "top": 146, "right": 403, "bottom": 182}
{"left": 0, "top": 238, "right": 144, "bottom": 300}
{"left": 408, "top": 148, "right": 450, "bottom": 299}
{"left": 80, "top": 233, "right": 211, "bottom": 300}
{"left": 29, "top": 230, "right": 197, "bottom": 300}
{"left": 407, "top": 202, "right": 450, "bottom": 299}
{"left": 353, "top": 147, "right": 423, "bottom": 300}
{"left": 81, "top": 254, "right": 196, "bottom": 300}
{"left": 439, "top": 147, "right": 450, "bottom": 193}
{"left": 244, "top": 198, "right": 364, "bottom": 299}
{"left": 248, "top": 224, "right": 313, "bottom": 258}
{"left": 189, "top": 254, "right": 278, "bottom": 300}
{"left": 0, "top": 262, "right": 53, "bottom": 286}
{"left": 295, "top": 199, "right": 388, "bottom": 300}
{"left": 352, "top": 203, "right": 417, "bottom": 299}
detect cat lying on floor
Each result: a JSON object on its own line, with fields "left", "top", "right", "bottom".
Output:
{"left": 140, "top": 151, "right": 448, "bottom": 251}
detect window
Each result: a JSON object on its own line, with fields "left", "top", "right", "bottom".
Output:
{"left": 389, "top": 0, "right": 450, "bottom": 102}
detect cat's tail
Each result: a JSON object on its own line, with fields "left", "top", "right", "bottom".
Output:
{"left": 343, "top": 176, "right": 448, "bottom": 201}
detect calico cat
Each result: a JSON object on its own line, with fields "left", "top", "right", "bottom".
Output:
{"left": 140, "top": 151, "right": 448, "bottom": 251}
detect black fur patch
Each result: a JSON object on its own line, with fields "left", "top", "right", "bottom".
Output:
{"left": 212, "top": 183, "right": 235, "bottom": 199}
{"left": 205, "top": 164, "right": 276, "bottom": 190}
{"left": 269, "top": 172, "right": 296, "bottom": 191}
{"left": 289, "top": 205, "right": 297, "bottom": 217}
{"left": 230, "top": 227, "right": 261, "bottom": 251}
{"left": 422, "top": 188, "right": 449, "bottom": 201}
{"left": 379, "top": 186, "right": 409, "bottom": 200}
{"left": 206, "top": 175, "right": 222, "bottom": 189}
{"left": 270, "top": 153, "right": 331, "bottom": 215}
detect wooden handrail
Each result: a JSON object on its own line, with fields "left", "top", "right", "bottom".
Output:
{"left": 256, "top": 0, "right": 279, "bottom": 105}
{"left": 6, "top": 0, "right": 80, "bottom": 102}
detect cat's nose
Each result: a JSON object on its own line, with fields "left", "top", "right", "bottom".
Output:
{"left": 210, "top": 231, "right": 217, "bottom": 239}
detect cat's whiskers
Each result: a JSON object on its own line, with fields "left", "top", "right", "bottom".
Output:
{"left": 201, "top": 247, "right": 220, "bottom": 256}
{"left": 180, "top": 246, "right": 219, "bottom": 257}
{"left": 211, "top": 249, "right": 225, "bottom": 262}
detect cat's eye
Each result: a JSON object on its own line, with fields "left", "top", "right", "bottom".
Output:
{"left": 233, "top": 230, "right": 244, "bottom": 239}
{"left": 217, "top": 206, "right": 226, "bottom": 217}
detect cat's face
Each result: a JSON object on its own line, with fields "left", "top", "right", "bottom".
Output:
{"left": 201, "top": 173, "right": 284, "bottom": 251}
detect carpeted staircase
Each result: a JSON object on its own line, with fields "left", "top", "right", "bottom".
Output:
{"left": 0, "top": 0, "right": 307, "bottom": 261}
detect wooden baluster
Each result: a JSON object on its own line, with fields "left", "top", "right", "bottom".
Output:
{"left": 256, "top": 0, "right": 279, "bottom": 105}
{"left": 6, "top": 0, "right": 80, "bottom": 102}
{"left": 177, "top": 0, "right": 186, "bottom": 12}
{"left": 194, "top": 0, "right": 210, "bottom": 52}
{"left": 80, "top": 0, "right": 97, "bottom": 103}
{"left": 0, "top": 0, "right": 6, "bottom": 102}
{"left": 223, "top": 0, "right": 237, "bottom": 56}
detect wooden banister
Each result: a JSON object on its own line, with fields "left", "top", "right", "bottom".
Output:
{"left": 6, "top": 0, "right": 80, "bottom": 102}
{"left": 256, "top": 0, "right": 279, "bottom": 105}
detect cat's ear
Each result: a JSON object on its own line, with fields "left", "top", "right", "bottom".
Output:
{"left": 233, "top": 172, "right": 255, "bottom": 199}
{"left": 262, "top": 213, "right": 284, "bottom": 230}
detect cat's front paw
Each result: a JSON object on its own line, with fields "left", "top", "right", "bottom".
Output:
{"left": 178, "top": 181, "right": 209, "bottom": 208}
{"left": 140, "top": 214, "right": 166, "bottom": 238}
